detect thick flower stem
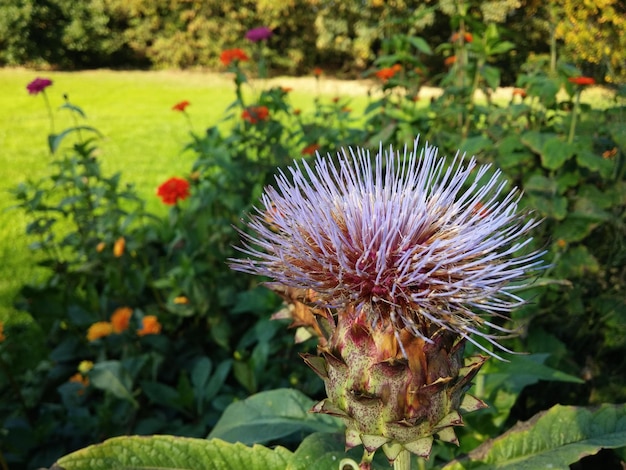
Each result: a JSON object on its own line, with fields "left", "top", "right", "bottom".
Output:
{"left": 394, "top": 450, "right": 411, "bottom": 470}
{"left": 568, "top": 89, "right": 581, "bottom": 144}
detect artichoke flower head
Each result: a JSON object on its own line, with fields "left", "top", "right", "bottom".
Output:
{"left": 230, "top": 137, "right": 544, "bottom": 466}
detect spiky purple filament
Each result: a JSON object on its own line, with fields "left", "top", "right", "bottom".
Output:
{"left": 230, "top": 137, "right": 544, "bottom": 357}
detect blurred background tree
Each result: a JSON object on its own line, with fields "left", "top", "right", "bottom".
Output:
{"left": 0, "top": 0, "right": 623, "bottom": 80}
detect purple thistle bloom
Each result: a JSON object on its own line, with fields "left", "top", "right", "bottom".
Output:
{"left": 230, "top": 137, "right": 544, "bottom": 356}
{"left": 245, "top": 26, "right": 273, "bottom": 42}
{"left": 26, "top": 77, "right": 53, "bottom": 95}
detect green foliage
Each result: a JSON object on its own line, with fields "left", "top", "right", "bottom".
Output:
{"left": 50, "top": 434, "right": 293, "bottom": 470}
{"left": 0, "top": 0, "right": 131, "bottom": 68}
{"left": 444, "top": 404, "right": 626, "bottom": 470}
{"left": 1, "top": 0, "right": 624, "bottom": 82}
{"left": 208, "top": 388, "right": 342, "bottom": 445}
{"left": 47, "top": 400, "right": 626, "bottom": 469}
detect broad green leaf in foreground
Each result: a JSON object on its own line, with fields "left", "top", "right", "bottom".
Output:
{"left": 49, "top": 435, "right": 292, "bottom": 470}
{"left": 208, "top": 388, "right": 343, "bottom": 445}
{"left": 443, "top": 403, "right": 626, "bottom": 470}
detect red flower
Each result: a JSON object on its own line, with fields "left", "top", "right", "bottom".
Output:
{"left": 302, "top": 143, "right": 320, "bottom": 155}
{"left": 313, "top": 67, "right": 323, "bottom": 77}
{"left": 242, "top": 106, "right": 269, "bottom": 124}
{"left": 375, "top": 64, "right": 402, "bottom": 82}
{"left": 512, "top": 88, "right": 527, "bottom": 97}
{"left": 451, "top": 32, "right": 473, "bottom": 43}
{"left": 157, "top": 177, "right": 190, "bottom": 205}
{"left": 26, "top": 77, "right": 53, "bottom": 95}
{"left": 568, "top": 76, "right": 595, "bottom": 86}
{"left": 220, "top": 48, "right": 250, "bottom": 66}
{"left": 172, "top": 100, "right": 190, "bottom": 112}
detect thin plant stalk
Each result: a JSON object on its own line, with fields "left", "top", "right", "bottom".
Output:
{"left": 568, "top": 89, "right": 582, "bottom": 144}
{"left": 42, "top": 89, "right": 55, "bottom": 136}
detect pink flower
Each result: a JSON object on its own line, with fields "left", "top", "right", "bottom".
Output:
{"left": 26, "top": 77, "right": 53, "bottom": 95}
{"left": 245, "top": 26, "right": 273, "bottom": 42}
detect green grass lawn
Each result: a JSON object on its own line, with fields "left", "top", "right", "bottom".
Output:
{"left": 0, "top": 68, "right": 370, "bottom": 325}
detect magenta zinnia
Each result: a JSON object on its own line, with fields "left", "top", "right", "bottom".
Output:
{"left": 245, "top": 26, "right": 273, "bottom": 42}
{"left": 26, "top": 77, "right": 53, "bottom": 95}
{"left": 230, "top": 137, "right": 543, "bottom": 465}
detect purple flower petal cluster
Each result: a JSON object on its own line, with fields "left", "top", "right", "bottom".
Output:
{"left": 230, "top": 138, "right": 544, "bottom": 355}
{"left": 26, "top": 77, "right": 53, "bottom": 95}
{"left": 245, "top": 26, "right": 273, "bottom": 42}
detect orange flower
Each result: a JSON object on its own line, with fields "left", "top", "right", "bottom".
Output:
{"left": 568, "top": 76, "right": 595, "bottom": 86}
{"left": 0, "top": 322, "right": 5, "bottom": 342}
{"left": 172, "top": 100, "right": 190, "bottom": 112}
{"left": 602, "top": 148, "right": 618, "bottom": 159}
{"left": 113, "top": 237, "right": 125, "bottom": 257}
{"left": 302, "top": 143, "right": 320, "bottom": 156}
{"left": 110, "top": 307, "right": 132, "bottom": 333}
{"left": 313, "top": 67, "right": 323, "bottom": 77}
{"left": 556, "top": 239, "right": 567, "bottom": 249}
{"left": 375, "top": 65, "right": 401, "bottom": 82}
{"left": 220, "top": 48, "right": 249, "bottom": 66}
{"left": 242, "top": 106, "right": 270, "bottom": 124}
{"left": 444, "top": 56, "right": 457, "bottom": 67}
{"left": 512, "top": 88, "right": 527, "bottom": 98}
{"left": 157, "top": 177, "right": 190, "bottom": 205}
{"left": 86, "top": 321, "right": 113, "bottom": 341}
{"left": 69, "top": 372, "right": 90, "bottom": 387}
{"left": 451, "top": 32, "right": 473, "bottom": 43}
{"left": 138, "top": 315, "right": 162, "bottom": 336}
{"left": 96, "top": 241, "right": 106, "bottom": 253}
{"left": 173, "top": 296, "right": 189, "bottom": 304}
{"left": 281, "top": 87, "right": 293, "bottom": 93}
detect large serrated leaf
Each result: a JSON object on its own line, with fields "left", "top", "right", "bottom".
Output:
{"left": 90, "top": 361, "right": 138, "bottom": 407}
{"left": 208, "top": 388, "right": 342, "bottom": 445}
{"left": 481, "top": 354, "right": 583, "bottom": 394}
{"left": 608, "top": 123, "right": 626, "bottom": 153}
{"left": 540, "top": 137, "right": 575, "bottom": 170}
{"left": 554, "top": 245, "right": 600, "bottom": 278}
{"left": 520, "top": 131, "right": 554, "bottom": 156}
{"left": 443, "top": 403, "right": 626, "bottom": 470}
{"left": 49, "top": 435, "right": 292, "bottom": 470}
